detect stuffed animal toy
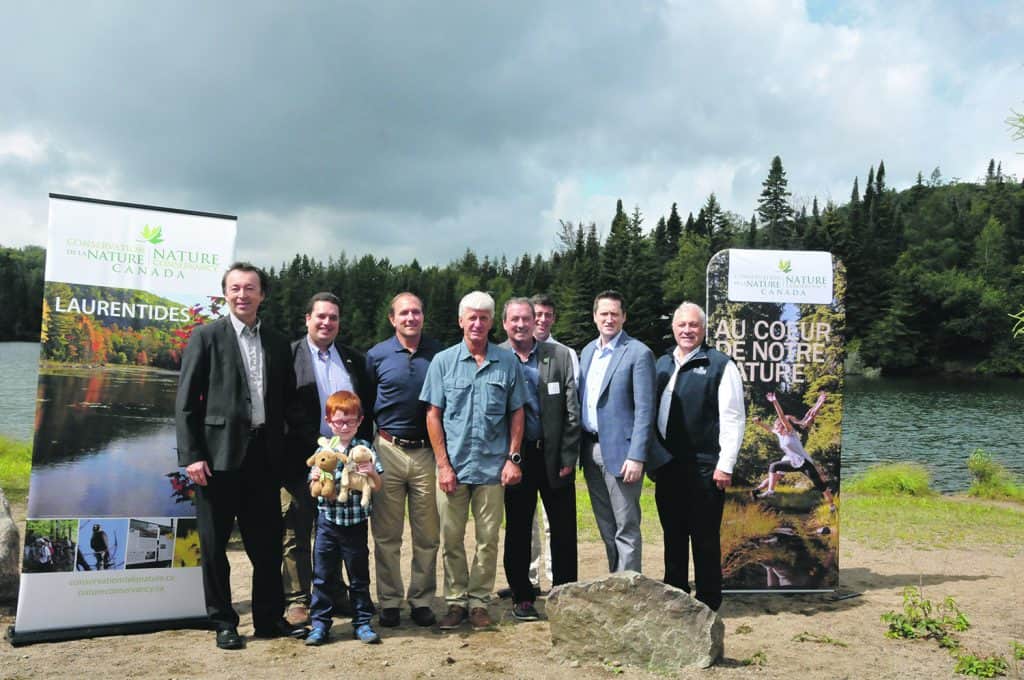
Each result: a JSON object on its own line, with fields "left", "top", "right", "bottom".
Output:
{"left": 306, "top": 437, "right": 347, "bottom": 501}
{"left": 339, "top": 444, "right": 377, "bottom": 508}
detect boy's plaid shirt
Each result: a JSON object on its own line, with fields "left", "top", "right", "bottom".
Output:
{"left": 308, "top": 437, "right": 384, "bottom": 526}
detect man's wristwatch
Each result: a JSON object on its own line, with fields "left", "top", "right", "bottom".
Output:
{"left": 507, "top": 452, "right": 522, "bottom": 465}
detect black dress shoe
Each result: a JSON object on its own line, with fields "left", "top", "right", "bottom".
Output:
{"left": 253, "top": 618, "right": 309, "bottom": 639}
{"left": 410, "top": 606, "right": 436, "bottom": 627}
{"left": 216, "top": 627, "right": 244, "bottom": 650}
{"left": 379, "top": 607, "right": 400, "bottom": 627}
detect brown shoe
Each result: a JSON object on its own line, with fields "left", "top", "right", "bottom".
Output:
{"left": 438, "top": 605, "right": 467, "bottom": 630}
{"left": 285, "top": 604, "right": 309, "bottom": 626}
{"left": 469, "top": 607, "right": 493, "bottom": 630}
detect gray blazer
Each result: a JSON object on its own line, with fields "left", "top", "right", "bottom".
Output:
{"left": 499, "top": 339, "right": 581, "bottom": 488}
{"left": 578, "top": 330, "right": 670, "bottom": 477}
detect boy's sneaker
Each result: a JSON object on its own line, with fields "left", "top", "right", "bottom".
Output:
{"left": 304, "top": 626, "right": 328, "bottom": 646}
{"left": 353, "top": 623, "right": 381, "bottom": 644}
{"left": 512, "top": 601, "right": 540, "bottom": 621}
{"left": 438, "top": 605, "right": 467, "bottom": 630}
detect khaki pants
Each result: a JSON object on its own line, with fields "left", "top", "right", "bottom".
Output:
{"left": 371, "top": 435, "right": 440, "bottom": 609}
{"left": 436, "top": 480, "right": 504, "bottom": 609}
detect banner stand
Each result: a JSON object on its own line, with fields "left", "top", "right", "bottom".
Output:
{"left": 13, "top": 194, "right": 236, "bottom": 643}
{"left": 8, "top": 615, "right": 210, "bottom": 647}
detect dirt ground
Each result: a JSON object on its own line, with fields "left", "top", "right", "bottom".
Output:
{"left": 2, "top": 502, "right": 1022, "bottom": 680}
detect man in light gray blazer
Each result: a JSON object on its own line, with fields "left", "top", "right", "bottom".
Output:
{"left": 578, "top": 290, "right": 668, "bottom": 573}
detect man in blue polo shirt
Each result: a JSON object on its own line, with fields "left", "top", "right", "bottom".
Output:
{"left": 420, "top": 290, "right": 528, "bottom": 631}
{"left": 366, "top": 292, "right": 443, "bottom": 629}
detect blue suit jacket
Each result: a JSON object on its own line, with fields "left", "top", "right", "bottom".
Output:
{"left": 578, "top": 330, "right": 670, "bottom": 477}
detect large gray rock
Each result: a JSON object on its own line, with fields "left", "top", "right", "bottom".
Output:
{"left": 0, "top": 487, "right": 20, "bottom": 603}
{"left": 547, "top": 571, "right": 723, "bottom": 670}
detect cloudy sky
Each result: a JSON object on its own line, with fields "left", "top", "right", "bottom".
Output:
{"left": 2, "top": 1, "right": 1022, "bottom": 268}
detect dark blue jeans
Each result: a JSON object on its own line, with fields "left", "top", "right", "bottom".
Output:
{"left": 310, "top": 513, "right": 374, "bottom": 630}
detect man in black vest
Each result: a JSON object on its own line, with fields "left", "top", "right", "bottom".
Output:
{"left": 652, "top": 302, "right": 745, "bottom": 611}
{"left": 282, "top": 291, "right": 373, "bottom": 625}
{"left": 176, "top": 262, "right": 306, "bottom": 649}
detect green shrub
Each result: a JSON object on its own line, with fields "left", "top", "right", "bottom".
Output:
{"left": 846, "top": 463, "right": 934, "bottom": 496}
{"left": 0, "top": 435, "right": 32, "bottom": 504}
{"left": 967, "top": 449, "right": 1024, "bottom": 503}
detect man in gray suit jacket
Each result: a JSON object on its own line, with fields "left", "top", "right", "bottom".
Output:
{"left": 499, "top": 298, "right": 580, "bottom": 621}
{"left": 578, "top": 290, "right": 668, "bottom": 573}
{"left": 176, "top": 262, "right": 305, "bottom": 650}
{"left": 282, "top": 291, "right": 373, "bottom": 625}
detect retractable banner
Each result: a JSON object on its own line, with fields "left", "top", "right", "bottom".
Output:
{"left": 11, "top": 194, "right": 236, "bottom": 643}
{"left": 708, "top": 249, "right": 845, "bottom": 592}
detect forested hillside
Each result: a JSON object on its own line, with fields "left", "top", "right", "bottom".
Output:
{"left": 2, "top": 158, "right": 1022, "bottom": 375}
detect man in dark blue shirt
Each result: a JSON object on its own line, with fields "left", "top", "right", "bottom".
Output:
{"left": 365, "top": 292, "right": 443, "bottom": 628}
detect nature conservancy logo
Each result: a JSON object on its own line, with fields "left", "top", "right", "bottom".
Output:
{"left": 727, "top": 249, "right": 833, "bottom": 304}
{"left": 61, "top": 224, "right": 221, "bottom": 280}
{"left": 139, "top": 224, "right": 164, "bottom": 245}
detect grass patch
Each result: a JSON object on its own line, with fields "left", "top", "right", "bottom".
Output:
{"left": 967, "top": 449, "right": 1024, "bottom": 503}
{"left": 845, "top": 463, "right": 934, "bottom": 496}
{"left": 842, "top": 492, "right": 1024, "bottom": 551}
{"left": 0, "top": 435, "right": 32, "bottom": 505}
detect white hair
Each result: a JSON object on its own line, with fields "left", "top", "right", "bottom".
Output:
{"left": 674, "top": 301, "right": 707, "bottom": 326}
{"left": 458, "top": 290, "right": 495, "bottom": 317}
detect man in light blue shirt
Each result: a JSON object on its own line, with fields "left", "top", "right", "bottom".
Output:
{"left": 420, "top": 291, "right": 527, "bottom": 631}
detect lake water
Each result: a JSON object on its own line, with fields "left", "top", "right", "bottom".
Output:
{"left": 2, "top": 342, "right": 1022, "bottom": 493}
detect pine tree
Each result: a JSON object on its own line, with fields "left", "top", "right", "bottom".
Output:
{"left": 756, "top": 155, "right": 795, "bottom": 248}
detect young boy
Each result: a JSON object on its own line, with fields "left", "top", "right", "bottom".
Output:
{"left": 305, "top": 390, "right": 384, "bottom": 646}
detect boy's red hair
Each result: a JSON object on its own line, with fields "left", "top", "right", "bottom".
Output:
{"left": 325, "top": 390, "right": 363, "bottom": 418}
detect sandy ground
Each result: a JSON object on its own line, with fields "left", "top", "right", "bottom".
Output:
{"left": 2, "top": 501, "right": 1022, "bottom": 680}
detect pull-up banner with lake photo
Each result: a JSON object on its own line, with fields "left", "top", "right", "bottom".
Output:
{"left": 708, "top": 249, "right": 844, "bottom": 593}
{"left": 10, "top": 194, "right": 236, "bottom": 644}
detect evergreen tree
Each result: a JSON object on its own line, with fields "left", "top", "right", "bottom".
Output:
{"left": 756, "top": 155, "right": 795, "bottom": 248}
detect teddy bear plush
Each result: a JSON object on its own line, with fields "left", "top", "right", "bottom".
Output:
{"left": 306, "top": 437, "right": 347, "bottom": 501}
{"left": 338, "top": 444, "right": 377, "bottom": 508}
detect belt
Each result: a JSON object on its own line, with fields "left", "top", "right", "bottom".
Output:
{"left": 379, "top": 429, "right": 430, "bottom": 450}
{"left": 583, "top": 430, "right": 599, "bottom": 443}
{"left": 522, "top": 439, "right": 544, "bottom": 453}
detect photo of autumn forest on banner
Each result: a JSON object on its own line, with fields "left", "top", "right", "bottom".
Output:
{"left": 708, "top": 254, "right": 845, "bottom": 591}
{"left": 27, "top": 282, "right": 220, "bottom": 519}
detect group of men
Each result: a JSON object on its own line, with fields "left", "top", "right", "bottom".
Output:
{"left": 175, "top": 261, "right": 744, "bottom": 650}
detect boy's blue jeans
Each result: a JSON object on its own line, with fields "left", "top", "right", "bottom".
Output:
{"left": 310, "top": 513, "right": 375, "bottom": 630}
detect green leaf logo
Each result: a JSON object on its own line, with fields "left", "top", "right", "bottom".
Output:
{"left": 778, "top": 259, "right": 792, "bottom": 273}
{"left": 140, "top": 224, "right": 164, "bottom": 245}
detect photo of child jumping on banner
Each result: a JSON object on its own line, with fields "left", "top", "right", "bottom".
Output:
{"left": 751, "top": 391, "right": 836, "bottom": 510}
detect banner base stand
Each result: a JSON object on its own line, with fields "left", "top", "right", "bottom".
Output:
{"left": 7, "top": 615, "right": 211, "bottom": 647}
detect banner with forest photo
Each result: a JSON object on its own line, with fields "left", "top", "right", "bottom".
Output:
{"left": 11, "top": 194, "right": 235, "bottom": 643}
{"left": 709, "top": 249, "right": 844, "bottom": 593}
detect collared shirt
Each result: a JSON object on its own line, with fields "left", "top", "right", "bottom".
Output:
{"left": 229, "top": 312, "right": 265, "bottom": 427}
{"left": 544, "top": 335, "right": 580, "bottom": 380}
{"left": 656, "top": 345, "right": 745, "bottom": 474}
{"left": 508, "top": 340, "right": 542, "bottom": 442}
{"left": 310, "top": 437, "right": 384, "bottom": 526}
{"left": 581, "top": 331, "right": 623, "bottom": 434}
{"left": 419, "top": 341, "right": 528, "bottom": 485}
{"left": 366, "top": 334, "right": 441, "bottom": 439}
{"left": 306, "top": 337, "right": 354, "bottom": 437}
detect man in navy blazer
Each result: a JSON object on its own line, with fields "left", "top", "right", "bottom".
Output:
{"left": 176, "top": 262, "right": 305, "bottom": 649}
{"left": 281, "top": 291, "right": 373, "bottom": 625}
{"left": 578, "top": 290, "right": 669, "bottom": 573}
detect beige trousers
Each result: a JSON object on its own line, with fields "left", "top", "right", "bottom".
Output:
{"left": 370, "top": 435, "right": 440, "bottom": 609}
{"left": 436, "top": 480, "right": 504, "bottom": 609}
